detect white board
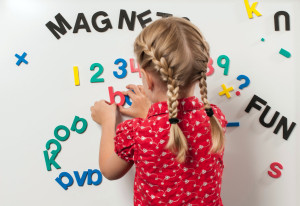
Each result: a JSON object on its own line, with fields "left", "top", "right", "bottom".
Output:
{"left": 0, "top": 0, "right": 299, "bottom": 205}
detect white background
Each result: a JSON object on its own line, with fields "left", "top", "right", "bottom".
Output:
{"left": 0, "top": 0, "right": 299, "bottom": 205}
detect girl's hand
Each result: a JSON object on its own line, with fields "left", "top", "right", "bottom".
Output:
{"left": 119, "top": 84, "right": 151, "bottom": 119}
{"left": 91, "top": 100, "right": 117, "bottom": 126}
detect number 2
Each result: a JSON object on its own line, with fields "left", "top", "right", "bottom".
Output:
{"left": 90, "top": 63, "right": 104, "bottom": 83}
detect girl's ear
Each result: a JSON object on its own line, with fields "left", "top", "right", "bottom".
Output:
{"left": 141, "top": 69, "right": 154, "bottom": 90}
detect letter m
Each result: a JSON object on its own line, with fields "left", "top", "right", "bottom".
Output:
{"left": 46, "top": 13, "right": 72, "bottom": 39}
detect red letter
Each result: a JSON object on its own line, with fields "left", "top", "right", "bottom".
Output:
{"left": 108, "top": 86, "right": 125, "bottom": 106}
{"left": 268, "top": 162, "right": 283, "bottom": 178}
{"left": 130, "top": 58, "right": 141, "bottom": 78}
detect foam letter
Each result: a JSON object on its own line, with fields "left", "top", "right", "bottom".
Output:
{"left": 137, "top": 10, "right": 152, "bottom": 28}
{"left": 71, "top": 116, "right": 88, "bottom": 134}
{"left": 54, "top": 125, "right": 70, "bottom": 141}
{"left": 92, "top": 11, "right": 113, "bottom": 32}
{"left": 74, "top": 171, "right": 88, "bottom": 186}
{"left": 268, "top": 162, "right": 283, "bottom": 178}
{"left": 118, "top": 9, "right": 136, "bottom": 31}
{"left": 274, "top": 11, "right": 290, "bottom": 31}
{"left": 43, "top": 139, "right": 62, "bottom": 171}
{"left": 108, "top": 86, "right": 125, "bottom": 106}
{"left": 259, "top": 106, "right": 280, "bottom": 128}
{"left": 55, "top": 172, "right": 74, "bottom": 190}
{"left": 87, "top": 169, "right": 103, "bottom": 185}
{"left": 45, "top": 13, "right": 72, "bottom": 39}
{"left": 273, "top": 116, "right": 296, "bottom": 140}
{"left": 245, "top": 94, "right": 267, "bottom": 113}
{"left": 156, "top": 12, "right": 173, "bottom": 18}
{"left": 244, "top": 0, "right": 262, "bottom": 19}
{"left": 73, "top": 13, "right": 91, "bottom": 33}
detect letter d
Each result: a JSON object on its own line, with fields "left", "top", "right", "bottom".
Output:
{"left": 55, "top": 172, "right": 74, "bottom": 190}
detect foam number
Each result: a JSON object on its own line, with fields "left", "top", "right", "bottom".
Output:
{"left": 206, "top": 58, "right": 214, "bottom": 76}
{"left": 129, "top": 58, "right": 141, "bottom": 78}
{"left": 217, "top": 55, "right": 230, "bottom": 75}
{"left": 90, "top": 63, "right": 104, "bottom": 83}
{"left": 73, "top": 66, "right": 80, "bottom": 86}
{"left": 113, "top": 58, "right": 127, "bottom": 79}
{"left": 43, "top": 139, "right": 62, "bottom": 171}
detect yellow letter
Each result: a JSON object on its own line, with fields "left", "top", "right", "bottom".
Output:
{"left": 244, "top": 0, "right": 262, "bottom": 19}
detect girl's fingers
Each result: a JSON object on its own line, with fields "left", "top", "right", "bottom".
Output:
{"left": 122, "top": 90, "right": 136, "bottom": 99}
{"left": 118, "top": 105, "right": 132, "bottom": 116}
{"left": 126, "top": 84, "right": 141, "bottom": 95}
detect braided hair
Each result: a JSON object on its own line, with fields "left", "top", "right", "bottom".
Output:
{"left": 134, "top": 17, "right": 225, "bottom": 163}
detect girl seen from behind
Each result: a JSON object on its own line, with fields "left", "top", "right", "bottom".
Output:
{"left": 91, "top": 16, "right": 228, "bottom": 206}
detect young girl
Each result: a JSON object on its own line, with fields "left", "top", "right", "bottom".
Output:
{"left": 91, "top": 16, "right": 228, "bottom": 206}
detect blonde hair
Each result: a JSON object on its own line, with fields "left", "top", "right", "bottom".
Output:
{"left": 133, "top": 17, "right": 225, "bottom": 163}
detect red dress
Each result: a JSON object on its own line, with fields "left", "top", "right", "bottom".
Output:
{"left": 114, "top": 96, "right": 228, "bottom": 206}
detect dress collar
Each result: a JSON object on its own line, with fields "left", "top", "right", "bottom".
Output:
{"left": 146, "top": 96, "right": 204, "bottom": 119}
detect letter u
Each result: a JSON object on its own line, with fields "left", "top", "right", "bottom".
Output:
{"left": 259, "top": 105, "right": 280, "bottom": 128}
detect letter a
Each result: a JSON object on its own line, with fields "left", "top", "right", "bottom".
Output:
{"left": 244, "top": 0, "right": 262, "bottom": 19}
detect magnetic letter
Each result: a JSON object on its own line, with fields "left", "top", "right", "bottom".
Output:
{"left": 74, "top": 171, "right": 88, "bottom": 186}
{"left": 259, "top": 106, "right": 280, "bottom": 128}
{"left": 274, "top": 11, "right": 290, "bottom": 31}
{"left": 54, "top": 125, "right": 70, "bottom": 141}
{"left": 55, "top": 172, "right": 74, "bottom": 190}
{"left": 92, "top": 11, "right": 113, "bottom": 32}
{"left": 43, "top": 139, "right": 62, "bottom": 171}
{"left": 87, "top": 169, "right": 103, "bottom": 185}
{"left": 71, "top": 116, "right": 88, "bottom": 134}
{"left": 156, "top": 12, "right": 173, "bottom": 18}
{"left": 46, "top": 13, "right": 72, "bottom": 39}
{"left": 245, "top": 94, "right": 267, "bottom": 113}
{"left": 268, "top": 162, "right": 283, "bottom": 178}
{"left": 244, "top": 0, "right": 262, "bottom": 19}
{"left": 118, "top": 9, "right": 136, "bottom": 31}
{"left": 137, "top": 10, "right": 152, "bottom": 28}
{"left": 273, "top": 116, "right": 296, "bottom": 140}
{"left": 108, "top": 86, "right": 125, "bottom": 106}
{"left": 73, "top": 13, "right": 91, "bottom": 33}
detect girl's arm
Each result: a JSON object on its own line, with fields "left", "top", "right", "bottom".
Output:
{"left": 90, "top": 84, "right": 151, "bottom": 180}
{"left": 91, "top": 100, "right": 134, "bottom": 180}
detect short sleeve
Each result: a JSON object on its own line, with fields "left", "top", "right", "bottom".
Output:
{"left": 210, "top": 104, "right": 228, "bottom": 131}
{"left": 113, "top": 118, "right": 141, "bottom": 163}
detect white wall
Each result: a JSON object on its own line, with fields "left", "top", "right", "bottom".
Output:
{"left": 0, "top": 0, "right": 299, "bottom": 205}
